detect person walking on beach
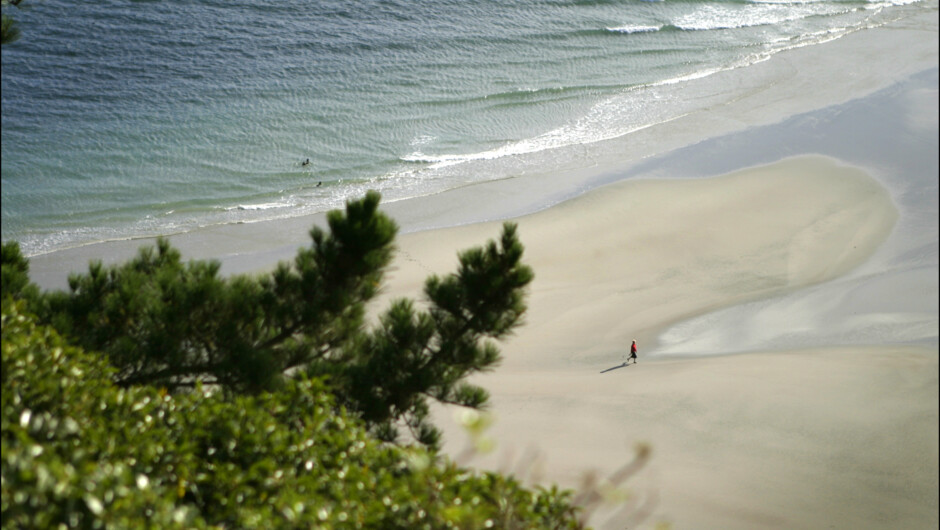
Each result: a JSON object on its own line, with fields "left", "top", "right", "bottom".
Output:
{"left": 628, "top": 340, "right": 638, "bottom": 365}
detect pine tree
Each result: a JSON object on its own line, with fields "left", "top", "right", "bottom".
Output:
{"left": 2, "top": 192, "right": 533, "bottom": 449}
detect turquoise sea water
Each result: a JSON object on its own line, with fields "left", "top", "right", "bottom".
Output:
{"left": 1, "top": 0, "right": 931, "bottom": 256}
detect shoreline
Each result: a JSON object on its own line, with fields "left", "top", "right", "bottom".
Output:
{"left": 25, "top": 7, "right": 938, "bottom": 291}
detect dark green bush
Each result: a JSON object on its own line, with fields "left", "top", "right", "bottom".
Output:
{"left": 2, "top": 299, "right": 582, "bottom": 529}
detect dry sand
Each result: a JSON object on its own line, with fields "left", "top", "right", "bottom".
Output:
{"left": 375, "top": 155, "right": 938, "bottom": 529}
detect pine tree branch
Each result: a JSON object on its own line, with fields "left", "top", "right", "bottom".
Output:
{"left": 115, "top": 362, "right": 220, "bottom": 388}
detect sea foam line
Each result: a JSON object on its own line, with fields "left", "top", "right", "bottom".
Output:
{"left": 223, "top": 201, "right": 293, "bottom": 211}
{"left": 399, "top": 22, "right": 862, "bottom": 174}
{"left": 605, "top": 24, "right": 663, "bottom": 34}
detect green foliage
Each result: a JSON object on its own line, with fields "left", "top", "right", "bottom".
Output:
{"left": 4, "top": 192, "right": 533, "bottom": 449}
{"left": 341, "top": 223, "right": 533, "bottom": 446}
{"left": 1, "top": 0, "right": 24, "bottom": 45}
{"left": 2, "top": 299, "right": 583, "bottom": 528}
{"left": 38, "top": 191, "right": 398, "bottom": 394}
{"left": 1, "top": 193, "right": 573, "bottom": 525}
{"left": 1, "top": 242, "right": 36, "bottom": 303}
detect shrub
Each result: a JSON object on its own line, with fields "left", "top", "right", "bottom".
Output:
{"left": 2, "top": 299, "right": 582, "bottom": 529}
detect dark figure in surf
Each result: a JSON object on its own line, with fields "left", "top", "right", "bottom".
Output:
{"left": 302, "top": 158, "right": 311, "bottom": 166}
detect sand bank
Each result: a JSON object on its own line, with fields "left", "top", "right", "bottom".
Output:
{"left": 371, "top": 155, "right": 936, "bottom": 529}
{"left": 380, "top": 156, "right": 898, "bottom": 367}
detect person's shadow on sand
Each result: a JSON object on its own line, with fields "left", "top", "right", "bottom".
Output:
{"left": 600, "top": 362, "right": 631, "bottom": 374}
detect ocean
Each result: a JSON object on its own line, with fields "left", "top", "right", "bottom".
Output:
{"left": 1, "top": 0, "right": 933, "bottom": 256}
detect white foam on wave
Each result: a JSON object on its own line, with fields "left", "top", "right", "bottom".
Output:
{"left": 410, "top": 134, "right": 436, "bottom": 147}
{"left": 396, "top": 7, "right": 873, "bottom": 179}
{"left": 224, "top": 201, "right": 293, "bottom": 211}
{"left": 605, "top": 24, "right": 663, "bottom": 34}
{"left": 749, "top": 0, "right": 833, "bottom": 4}
{"left": 401, "top": 90, "right": 693, "bottom": 173}
{"left": 864, "top": 0, "right": 921, "bottom": 9}
{"left": 400, "top": 30, "right": 831, "bottom": 175}
{"left": 673, "top": 3, "right": 854, "bottom": 31}
{"left": 652, "top": 65, "right": 731, "bottom": 86}
{"left": 752, "top": 0, "right": 920, "bottom": 6}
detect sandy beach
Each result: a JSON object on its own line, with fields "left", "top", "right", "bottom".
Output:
{"left": 382, "top": 155, "right": 936, "bottom": 529}
{"left": 22, "top": 6, "right": 938, "bottom": 530}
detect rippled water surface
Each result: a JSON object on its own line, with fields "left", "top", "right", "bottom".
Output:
{"left": 1, "top": 0, "right": 930, "bottom": 254}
